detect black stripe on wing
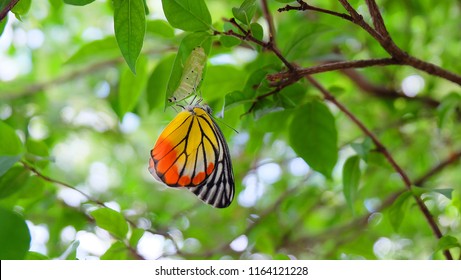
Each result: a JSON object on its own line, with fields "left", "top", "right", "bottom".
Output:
{"left": 189, "top": 114, "right": 235, "bottom": 208}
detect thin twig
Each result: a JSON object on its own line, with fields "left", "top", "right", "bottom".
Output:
{"left": 225, "top": 0, "right": 454, "bottom": 259}
{"left": 229, "top": 2, "right": 455, "bottom": 250}
{"left": 304, "top": 75, "right": 452, "bottom": 260}
{"left": 0, "top": 0, "right": 19, "bottom": 21}
{"left": 267, "top": 57, "right": 400, "bottom": 82}
{"left": 20, "top": 160, "right": 183, "bottom": 259}
{"left": 224, "top": 20, "right": 294, "bottom": 71}
{"left": 340, "top": 68, "right": 441, "bottom": 108}
{"left": 365, "top": 0, "right": 390, "bottom": 38}
{"left": 261, "top": 0, "right": 276, "bottom": 44}
{"left": 414, "top": 150, "right": 461, "bottom": 186}
{"left": 306, "top": 75, "right": 412, "bottom": 186}
{"left": 282, "top": 0, "right": 461, "bottom": 86}
{"left": 21, "top": 160, "right": 106, "bottom": 207}
{"left": 285, "top": 145, "right": 461, "bottom": 255}
{"left": 336, "top": 0, "right": 461, "bottom": 86}
{"left": 278, "top": 0, "right": 353, "bottom": 21}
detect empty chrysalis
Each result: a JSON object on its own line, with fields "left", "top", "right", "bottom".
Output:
{"left": 169, "top": 47, "right": 207, "bottom": 103}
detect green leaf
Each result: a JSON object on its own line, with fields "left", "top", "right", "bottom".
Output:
{"left": 101, "top": 241, "right": 130, "bottom": 260}
{"left": 48, "top": 0, "right": 63, "bottom": 9}
{"left": 242, "top": 68, "right": 270, "bottom": 98}
{"left": 219, "top": 35, "right": 241, "bottom": 47}
{"left": 146, "top": 20, "right": 175, "bottom": 38}
{"left": 289, "top": 100, "right": 338, "bottom": 178}
{"left": 146, "top": 54, "right": 176, "bottom": 111}
{"left": 202, "top": 65, "right": 245, "bottom": 101}
{"left": 11, "top": 0, "right": 31, "bottom": 19}
{"left": 274, "top": 254, "right": 291, "bottom": 260}
{"left": 0, "top": 207, "right": 31, "bottom": 259}
{"left": 410, "top": 187, "right": 453, "bottom": 200}
{"left": 25, "top": 139, "right": 50, "bottom": 168}
{"left": 0, "top": 155, "right": 22, "bottom": 178}
{"left": 432, "top": 188, "right": 453, "bottom": 199}
{"left": 0, "top": 121, "right": 23, "bottom": 156}
{"left": 0, "top": 14, "right": 7, "bottom": 36}
{"left": 220, "top": 22, "right": 241, "bottom": 47}
{"left": 114, "top": 0, "right": 146, "bottom": 73}
{"left": 129, "top": 228, "right": 145, "bottom": 248}
{"left": 388, "top": 191, "right": 412, "bottom": 231}
{"left": 437, "top": 92, "right": 461, "bottom": 128}
{"left": 0, "top": 166, "right": 30, "bottom": 199}
{"left": 250, "top": 22, "right": 264, "bottom": 41}
{"left": 25, "top": 139, "right": 49, "bottom": 158}
{"left": 142, "top": 0, "right": 149, "bottom": 15}
{"left": 343, "top": 155, "right": 361, "bottom": 212}
{"left": 277, "top": 83, "right": 307, "bottom": 109}
{"left": 165, "top": 32, "right": 212, "bottom": 107}
{"left": 19, "top": 175, "right": 45, "bottom": 199}
{"left": 257, "top": 109, "right": 294, "bottom": 134}
{"left": 90, "top": 208, "right": 128, "bottom": 239}
{"left": 351, "top": 137, "right": 373, "bottom": 161}
{"left": 65, "top": 36, "right": 119, "bottom": 66}
{"left": 224, "top": 90, "right": 253, "bottom": 110}
{"left": 63, "top": 0, "right": 96, "bottom": 6}
{"left": 232, "top": 0, "right": 257, "bottom": 26}
{"left": 25, "top": 251, "right": 50, "bottom": 260}
{"left": 436, "top": 235, "right": 460, "bottom": 252}
{"left": 0, "top": 121, "right": 23, "bottom": 177}
{"left": 162, "top": 0, "right": 212, "bottom": 32}
{"left": 118, "top": 55, "right": 148, "bottom": 118}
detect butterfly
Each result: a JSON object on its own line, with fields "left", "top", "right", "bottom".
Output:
{"left": 148, "top": 104, "right": 235, "bottom": 208}
{"left": 168, "top": 47, "right": 207, "bottom": 103}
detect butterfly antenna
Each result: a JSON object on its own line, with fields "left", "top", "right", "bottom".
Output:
{"left": 211, "top": 113, "right": 239, "bottom": 134}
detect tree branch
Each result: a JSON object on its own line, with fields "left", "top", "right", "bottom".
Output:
{"left": 0, "top": 0, "right": 19, "bottom": 21}
{"left": 365, "top": 0, "right": 390, "bottom": 39}
{"left": 414, "top": 150, "right": 461, "bottom": 186}
{"left": 340, "top": 67, "right": 441, "bottom": 108}
{"left": 225, "top": 18, "right": 294, "bottom": 71}
{"left": 337, "top": 0, "right": 461, "bottom": 85}
{"left": 267, "top": 57, "right": 400, "bottom": 82}
{"left": 280, "top": 0, "right": 461, "bottom": 86}
{"left": 21, "top": 160, "right": 106, "bottom": 207}
{"left": 304, "top": 75, "right": 452, "bottom": 260}
{"left": 285, "top": 145, "right": 461, "bottom": 256}
{"left": 225, "top": 1, "right": 454, "bottom": 259}
{"left": 278, "top": 0, "right": 353, "bottom": 21}
{"left": 20, "top": 160, "right": 183, "bottom": 259}
{"left": 261, "top": 0, "right": 276, "bottom": 44}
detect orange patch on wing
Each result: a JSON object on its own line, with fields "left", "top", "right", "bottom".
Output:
{"left": 164, "top": 165, "right": 180, "bottom": 185}
{"left": 154, "top": 143, "right": 178, "bottom": 175}
{"left": 206, "top": 162, "right": 215, "bottom": 175}
{"left": 192, "top": 172, "right": 206, "bottom": 185}
{"left": 178, "top": 176, "right": 191, "bottom": 186}
{"left": 152, "top": 137, "right": 173, "bottom": 159}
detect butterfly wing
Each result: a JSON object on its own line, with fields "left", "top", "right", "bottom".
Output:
{"left": 189, "top": 108, "right": 235, "bottom": 208}
{"left": 149, "top": 108, "right": 217, "bottom": 187}
{"left": 149, "top": 105, "right": 235, "bottom": 208}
